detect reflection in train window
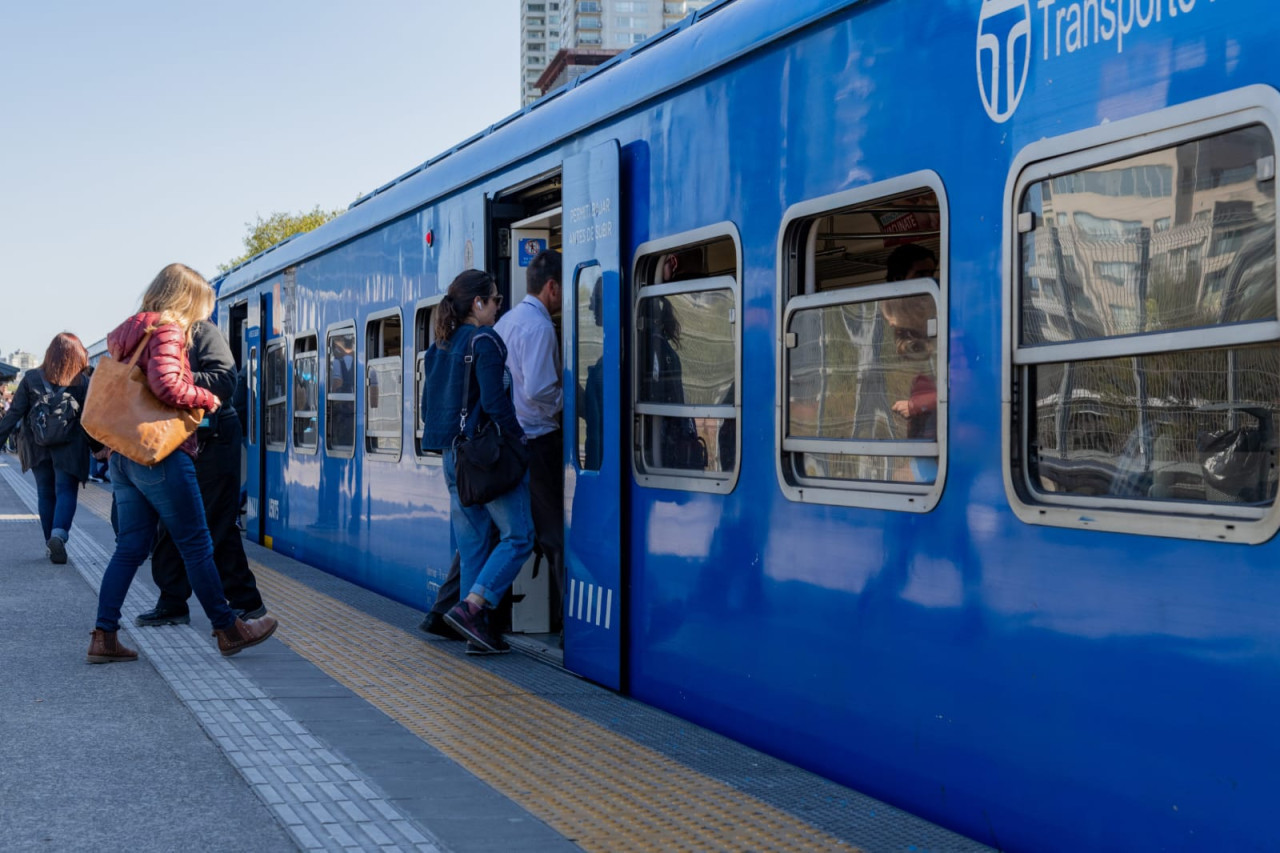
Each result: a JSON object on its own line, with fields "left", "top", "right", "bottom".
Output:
{"left": 576, "top": 263, "right": 604, "bottom": 471}
{"left": 633, "top": 231, "right": 739, "bottom": 488}
{"left": 777, "top": 176, "right": 947, "bottom": 511}
{"left": 292, "top": 334, "right": 318, "bottom": 452}
{"left": 413, "top": 299, "right": 442, "bottom": 460}
{"left": 365, "top": 311, "right": 402, "bottom": 459}
{"left": 325, "top": 325, "right": 356, "bottom": 456}
{"left": 264, "top": 341, "right": 287, "bottom": 450}
{"left": 1015, "top": 123, "right": 1279, "bottom": 519}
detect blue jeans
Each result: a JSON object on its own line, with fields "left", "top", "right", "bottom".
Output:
{"left": 96, "top": 452, "right": 237, "bottom": 633}
{"left": 442, "top": 447, "right": 535, "bottom": 608}
{"left": 31, "top": 461, "right": 79, "bottom": 543}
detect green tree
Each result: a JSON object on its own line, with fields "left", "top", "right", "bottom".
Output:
{"left": 219, "top": 205, "right": 344, "bottom": 272}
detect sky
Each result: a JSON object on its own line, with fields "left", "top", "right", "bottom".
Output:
{"left": 0, "top": 1, "right": 520, "bottom": 357}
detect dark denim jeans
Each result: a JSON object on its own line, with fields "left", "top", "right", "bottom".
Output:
{"left": 95, "top": 452, "right": 237, "bottom": 633}
{"left": 31, "top": 461, "right": 79, "bottom": 543}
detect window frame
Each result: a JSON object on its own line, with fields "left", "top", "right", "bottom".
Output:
{"left": 363, "top": 308, "right": 403, "bottom": 462}
{"left": 324, "top": 320, "right": 358, "bottom": 459}
{"left": 291, "top": 331, "right": 319, "bottom": 454}
{"left": 1002, "top": 84, "right": 1280, "bottom": 543}
{"left": 413, "top": 296, "right": 444, "bottom": 464}
{"left": 630, "top": 222, "right": 743, "bottom": 494}
{"left": 263, "top": 339, "right": 288, "bottom": 452}
{"left": 774, "top": 170, "right": 949, "bottom": 513}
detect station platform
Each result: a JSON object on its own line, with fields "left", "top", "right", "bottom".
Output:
{"left": 0, "top": 454, "right": 993, "bottom": 853}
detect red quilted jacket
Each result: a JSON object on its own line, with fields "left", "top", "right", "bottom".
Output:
{"left": 106, "top": 312, "right": 220, "bottom": 458}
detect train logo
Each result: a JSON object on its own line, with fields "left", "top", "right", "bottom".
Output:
{"left": 976, "top": 0, "right": 1032, "bottom": 123}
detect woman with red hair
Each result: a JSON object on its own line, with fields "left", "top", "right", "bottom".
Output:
{"left": 0, "top": 332, "right": 97, "bottom": 563}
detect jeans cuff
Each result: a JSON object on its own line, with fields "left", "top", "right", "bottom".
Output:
{"left": 51, "top": 528, "right": 68, "bottom": 542}
{"left": 471, "top": 584, "right": 500, "bottom": 609}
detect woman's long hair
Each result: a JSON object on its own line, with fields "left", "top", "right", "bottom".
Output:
{"left": 140, "top": 263, "right": 215, "bottom": 343}
{"left": 433, "top": 269, "right": 496, "bottom": 347}
{"left": 41, "top": 332, "right": 89, "bottom": 386}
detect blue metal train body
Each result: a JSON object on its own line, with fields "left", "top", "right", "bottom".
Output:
{"left": 214, "top": 1, "right": 1280, "bottom": 849}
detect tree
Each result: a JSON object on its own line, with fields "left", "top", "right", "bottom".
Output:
{"left": 219, "top": 205, "right": 344, "bottom": 272}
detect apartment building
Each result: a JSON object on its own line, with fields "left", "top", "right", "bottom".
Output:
{"left": 522, "top": 0, "right": 712, "bottom": 104}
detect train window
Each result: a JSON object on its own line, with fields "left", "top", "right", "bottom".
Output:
{"left": 1007, "top": 92, "right": 1280, "bottom": 542}
{"left": 576, "top": 263, "right": 604, "bottom": 471}
{"left": 776, "top": 173, "right": 948, "bottom": 512}
{"left": 292, "top": 333, "right": 318, "bottom": 452}
{"left": 413, "top": 297, "right": 443, "bottom": 461}
{"left": 247, "top": 345, "right": 258, "bottom": 445}
{"left": 264, "top": 341, "right": 287, "bottom": 450}
{"left": 325, "top": 324, "right": 357, "bottom": 457}
{"left": 632, "top": 226, "right": 741, "bottom": 492}
{"left": 365, "top": 311, "right": 402, "bottom": 459}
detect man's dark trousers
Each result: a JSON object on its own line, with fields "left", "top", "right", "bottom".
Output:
{"left": 528, "top": 429, "right": 564, "bottom": 630}
{"left": 151, "top": 414, "right": 263, "bottom": 614}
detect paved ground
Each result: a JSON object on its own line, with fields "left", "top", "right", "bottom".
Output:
{"left": 0, "top": 453, "right": 992, "bottom": 853}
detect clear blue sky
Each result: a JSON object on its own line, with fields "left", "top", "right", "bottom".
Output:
{"left": 0, "top": 1, "right": 519, "bottom": 357}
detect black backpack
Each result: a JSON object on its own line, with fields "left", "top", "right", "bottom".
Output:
{"left": 29, "top": 375, "right": 79, "bottom": 447}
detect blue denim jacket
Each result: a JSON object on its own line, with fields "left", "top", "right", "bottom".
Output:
{"left": 420, "top": 324, "right": 525, "bottom": 452}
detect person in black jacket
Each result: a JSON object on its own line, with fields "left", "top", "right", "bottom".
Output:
{"left": 0, "top": 333, "right": 96, "bottom": 564}
{"left": 134, "top": 321, "right": 267, "bottom": 626}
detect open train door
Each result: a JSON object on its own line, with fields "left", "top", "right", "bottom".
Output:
{"left": 562, "top": 140, "right": 625, "bottom": 690}
{"left": 242, "top": 294, "right": 265, "bottom": 543}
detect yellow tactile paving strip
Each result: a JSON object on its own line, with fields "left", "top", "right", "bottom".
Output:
{"left": 79, "top": 485, "right": 859, "bottom": 852}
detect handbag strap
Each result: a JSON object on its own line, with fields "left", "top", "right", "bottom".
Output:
{"left": 123, "top": 328, "right": 157, "bottom": 369}
{"left": 457, "top": 330, "right": 500, "bottom": 437}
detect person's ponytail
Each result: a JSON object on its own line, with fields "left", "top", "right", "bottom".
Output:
{"left": 434, "top": 269, "right": 496, "bottom": 348}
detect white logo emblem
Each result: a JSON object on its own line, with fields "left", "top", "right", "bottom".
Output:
{"left": 976, "top": 0, "right": 1032, "bottom": 123}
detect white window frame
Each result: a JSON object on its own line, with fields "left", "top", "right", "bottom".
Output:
{"left": 325, "top": 321, "right": 357, "bottom": 459}
{"left": 774, "top": 171, "right": 949, "bottom": 513}
{"left": 292, "top": 331, "right": 319, "bottom": 454}
{"left": 1002, "top": 85, "right": 1280, "bottom": 544}
{"left": 264, "top": 339, "right": 288, "bottom": 452}
{"left": 413, "top": 296, "right": 444, "bottom": 464}
{"left": 631, "top": 223, "right": 742, "bottom": 494}
{"left": 364, "top": 308, "right": 403, "bottom": 462}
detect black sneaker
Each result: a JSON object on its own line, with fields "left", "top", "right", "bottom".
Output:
{"left": 134, "top": 605, "right": 191, "bottom": 627}
{"left": 443, "top": 602, "right": 508, "bottom": 653}
{"left": 235, "top": 605, "right": 268, "bottom": 620}
{"left": 464, "top": 641, "right": 509, "bottom": 656}
{"left": 418, "top": 612, "right": 462, "bottom": 641}
{"left": 47, "top": 537, "right": 67, "bottom": 565}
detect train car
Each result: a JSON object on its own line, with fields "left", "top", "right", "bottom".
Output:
{"left": 212, "top": 0, "right": 1280, "bottom": 849}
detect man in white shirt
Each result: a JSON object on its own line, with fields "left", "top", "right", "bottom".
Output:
{"left": 495, "top": 249, "right": 564, "bottom": 631}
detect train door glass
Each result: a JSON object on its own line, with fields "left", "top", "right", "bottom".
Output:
{"left": 562, "top": 140, "right": 624, "bottom": 690}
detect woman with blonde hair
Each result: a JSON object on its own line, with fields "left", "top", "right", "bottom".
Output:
{"left": 0, "top": 332, "right": 97, "bottom": 563}
{"left": 88, "top": 263, "right": 277, "bottom": 664}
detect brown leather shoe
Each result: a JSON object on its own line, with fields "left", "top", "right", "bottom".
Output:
{"left": 213, "top": 616, "right": 278, "bottom": 657}
{"left": 87, "top": 629, "right": 138, "bottom": 664}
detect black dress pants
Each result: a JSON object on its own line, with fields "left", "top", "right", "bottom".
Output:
{"left": 527, "top": 429, "right": 564, "bottom": 630}
{"left": 151, "top": 420, "right": 263, "bottom": 613}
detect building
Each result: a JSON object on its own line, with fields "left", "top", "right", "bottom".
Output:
{"left": 5, "top": 350, "right": 37, "bottom": 371}
{"left": 520, "top": 2, "right": 563, "bottom": 106}
{"left": 522, "top": 1, "right": 712, "bottom": 104}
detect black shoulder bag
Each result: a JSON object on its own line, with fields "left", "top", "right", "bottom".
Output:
{"left": 453, "top": 332, "right": 530, "bottom": 507}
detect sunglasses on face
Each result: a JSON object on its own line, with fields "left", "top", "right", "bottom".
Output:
{"left": 481, "top": 293, "right": 503, "bottom": 307}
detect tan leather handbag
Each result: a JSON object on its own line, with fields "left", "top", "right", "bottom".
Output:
{"left": 81, "top": 329, "right": 204, "bottom": 466}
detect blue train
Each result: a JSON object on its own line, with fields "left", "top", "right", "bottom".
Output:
{"left": 211, "top": 1, "right": 1280, "bottom": 849}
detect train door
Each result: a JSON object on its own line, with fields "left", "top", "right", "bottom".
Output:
{"left": 562, "top": 140, "right": 625, "bottom": 690}
{"left": 243, "top": 296, "right": 264, "bottom": 542}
